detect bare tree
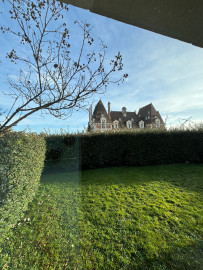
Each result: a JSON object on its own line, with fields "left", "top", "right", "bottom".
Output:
{"left": 0, "top": 0, "right": 127, "bottom": 134}
{"left": 178, "top": 116, "right": 192, "bottom": 130}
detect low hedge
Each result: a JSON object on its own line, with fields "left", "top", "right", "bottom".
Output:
{"left": 45, "top": 130, "right": 203, "bottom": 171}
{"left": 0, "top": 132, "right": 46, "bottom": 240}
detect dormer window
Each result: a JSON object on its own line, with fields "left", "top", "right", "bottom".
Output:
{"left": 101, "top": 113, "right": 104, "bottom": 117}
{"left": 148, "top": 110, "right": 150, "bottom": 115}
{"left": 126, "top": 120, "right": 132, "bottom": 129}
{"left": 139, "top": 120, "right": 144, "bottom": 129}
{"left": 113, "top": 120, "right": 119, "bottom": 129}
{"left": 155, "top": 118, "right": 160, "bottom": 128}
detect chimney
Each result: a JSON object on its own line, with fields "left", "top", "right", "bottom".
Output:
{"left": 122, "top": 107, "right": 127, "bottom": 116}
{"left": 89, "top": 105, "right": 92, "bottom": 122}
{"left": 108, "top": 102, "right": 111, "bottom": 118}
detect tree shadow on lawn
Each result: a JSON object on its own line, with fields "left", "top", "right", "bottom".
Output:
{"left": 159, "top": 240, "right": 203, "bottom": 270}
{"left": 42, "top": 163, "right": 203, "bottom": 193}
{"left": 136, "top": 240, "right": 203, "bottom": 270}
{"left": 2, "top": 164, "right": 202, "bottom": 269}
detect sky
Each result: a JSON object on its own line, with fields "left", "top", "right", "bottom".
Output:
{"left": 0, "top": 2, "right": 203, "bottom": 133}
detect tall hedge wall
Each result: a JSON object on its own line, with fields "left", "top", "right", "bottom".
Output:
{"left": 45, "top": 130, "right": 203, "bottom": 171}
{"left": 0, "top": 132, "right": 46, "bottom": 239}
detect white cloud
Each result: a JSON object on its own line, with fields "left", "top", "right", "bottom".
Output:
{"left": 1, "top": 4, "right": 203, "bottom": 133}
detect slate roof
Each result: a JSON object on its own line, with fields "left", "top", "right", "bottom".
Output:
{"left": 92, "top": 99, "right": 111, "bottom": 123}
{"left": 110, "top": 111, "right": 137, "bottom": 127}
{"left": 91, "top": 100, "right": 164, "bottom": 128}
{"left": 137, "top": 103, "right": 164, "bottom": 125}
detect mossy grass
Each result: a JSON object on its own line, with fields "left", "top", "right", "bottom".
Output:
{"left": 1, "top": 164, "right": 203, "bottom": 269}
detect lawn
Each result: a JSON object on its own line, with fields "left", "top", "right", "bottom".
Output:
{"left": 1, "top": 164, "right": 203, "bottom": 269}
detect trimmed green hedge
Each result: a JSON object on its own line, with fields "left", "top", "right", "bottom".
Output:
{"left": 45, "top": 130, "right": 203, "bottom": 171}
{"left": 0, "top": 132, "right": 46, "bottom": 239}
{"left": 45, "top": 134, "right": 81, "bottom": 172}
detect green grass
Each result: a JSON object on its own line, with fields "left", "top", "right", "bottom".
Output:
{"left": 1, "top": 164, "right": 203, "bottom": 269}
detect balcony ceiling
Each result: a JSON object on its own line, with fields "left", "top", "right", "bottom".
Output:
{"left": 64, "top": 0, "right": 203, "bottom": 48}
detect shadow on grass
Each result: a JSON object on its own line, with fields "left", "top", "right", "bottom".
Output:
{"left": 155, "top": 240, "right": 203, "bottom": 270}
{"left": 124, "top": 240, "right": 203, "bottom": 270}
{"left": 1, "top": 164, "right": 202, "bottom": 269}
{"left": 42, "top": 163, "right": 203, "bottom": 193}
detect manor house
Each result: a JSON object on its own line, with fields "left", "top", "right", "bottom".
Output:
{"left": 88, "top": 100, "right": 165, "bottom": 132}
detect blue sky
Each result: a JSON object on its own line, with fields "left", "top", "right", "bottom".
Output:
{"left": 0, "top": 3, "right": 203, "bottom": 133}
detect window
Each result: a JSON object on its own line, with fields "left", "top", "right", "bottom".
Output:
{"left": 126, "top": 121, "right": 132, "bottom": 129}
{"left": 113, "top": 121, "right": 119, "bottom": 129}
{"left": 131, "top": 118, "right": 134, "bottom": 121}
{"left": 101, "top": 117, "right": 106, "bottom": 129}
{"left": 148, "top": 110, "right": 150, "bottom": 115}
{"left": 119, "top": 118, "right": 121, "bottom": 121}
{"left": 139, "top": 120, "right": 144, "bottom": 129}
{"left": 155, "top": 118, "right": 160, "bottom": 128}
{"left": 145, "top": 116, "right": 147, "bottom": 120}
{"left": 101, "top": 113, "right": 104, "bottom": 117}
{"left": 148, "top": 116, "right": 150, "bottom": 120}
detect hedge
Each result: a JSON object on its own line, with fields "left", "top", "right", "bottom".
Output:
{"left": 45, "top": 134, "right": 81, "bottom": 172}
{"left": 45, "top": 130, "right": 203, "bottom": 171}
{"left": 0, "top": 132, "right": 46, "bottom": 240}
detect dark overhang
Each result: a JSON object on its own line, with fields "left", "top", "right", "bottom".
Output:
{"left": 64, "top": 0, "right": 203, "bottom": 48}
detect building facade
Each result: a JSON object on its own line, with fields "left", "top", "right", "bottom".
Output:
{"left": 88, "top": 100, "right": 165, "bottom": 132}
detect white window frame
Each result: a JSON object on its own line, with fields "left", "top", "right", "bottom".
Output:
{"left": 155, "top": 118, "right": 160, "bottom": 128}
{"left": 126, "top": 120, "right": 132, "bottom": 129}
{"left": 113, "top": 120, "right": 119, "bottom": 129}
{"left": 101, "top": 117, "right": 106, "bottom": 129}
{"left": 139, "top": 120, "right": 144, "bottom": 129}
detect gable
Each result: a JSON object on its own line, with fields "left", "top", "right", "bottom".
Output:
{"left": 92, "top": 100, "right": 111, "bottom": 122}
